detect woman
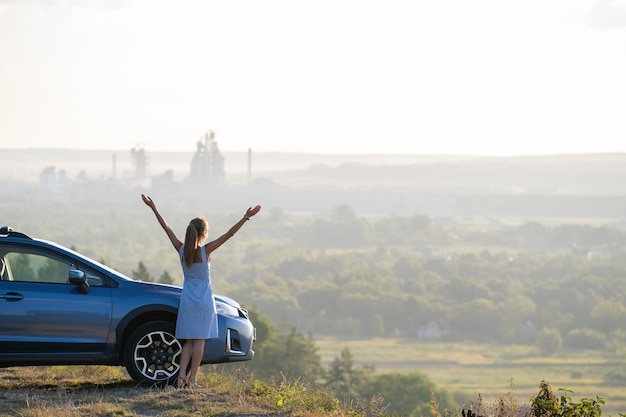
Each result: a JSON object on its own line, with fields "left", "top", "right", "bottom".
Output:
{"left": 141, "top": 194, "right": 261, "bottom": 388}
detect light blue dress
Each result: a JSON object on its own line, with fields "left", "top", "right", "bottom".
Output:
{"left": 175, "top": 245, "right": 218, "bottom": 340}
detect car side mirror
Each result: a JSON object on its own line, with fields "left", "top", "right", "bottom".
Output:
{"left": 68, "top": 269, "right": 90, "bottom": 294}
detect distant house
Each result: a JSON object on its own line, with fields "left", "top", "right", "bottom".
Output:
{"left": 417, "top": 318, "right": 450, "bottom": 339}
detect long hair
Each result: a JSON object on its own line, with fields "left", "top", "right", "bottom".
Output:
{"left": 183, "top": 216, "right": 208, "bottom": 267}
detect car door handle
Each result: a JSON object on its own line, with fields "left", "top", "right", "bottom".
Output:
{"left": 0, "top": 292, "right": 24, "bottom": 301}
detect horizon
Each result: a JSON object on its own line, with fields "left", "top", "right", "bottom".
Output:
{"left": 2, "top": 148, "right": 625, "bottom": 186}
{"left": 3, "top": 146, "right": 626, "bottom": 157}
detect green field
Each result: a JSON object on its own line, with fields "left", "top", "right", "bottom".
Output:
{"left": 316, "top": 337, "right": 626, "bottom": 416}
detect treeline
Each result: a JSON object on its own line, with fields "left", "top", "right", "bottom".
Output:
{"left": 212, "top": 206, "right": 626, "bottom": 353}
{"left": 220, "top": 243, "right": 626, "bottom": 351}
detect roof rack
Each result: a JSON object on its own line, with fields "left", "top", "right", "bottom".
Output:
{"left": 0, "top": 227, "right": 31, "bottom": 239}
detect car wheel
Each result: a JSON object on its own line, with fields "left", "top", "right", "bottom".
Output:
{"left": 123, "top": 321, "right": 182, "bottom": 386}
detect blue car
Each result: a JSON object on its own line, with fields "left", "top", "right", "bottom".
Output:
{"left": 0, "top": 226, "right": 255, "bottom": 385}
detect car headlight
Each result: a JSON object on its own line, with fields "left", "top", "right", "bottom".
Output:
{"left": 215, "top": 299, "right": 239, "bottom": 318}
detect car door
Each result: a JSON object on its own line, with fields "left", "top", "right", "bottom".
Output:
{"left": 0, "top": 246, "right": 113, "bottom": 357}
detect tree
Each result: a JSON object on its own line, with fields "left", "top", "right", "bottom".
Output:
{"left": 272, "top": 327, "right": 323, "bottom": 381}
{"left": 359, "top": 372, "right": 456, "bottom": 417}
{"left": 159, "top": 269, "right": 175, "bottom": 285}
{"left": 132, "top": 261, "right": 153, "bottom": 282}
{"left": 38, "top": 256, "right": 69, "bottom": 283}
{"left": 246, "top": 307, "right": 275, "bottom": 353}
{"left": 325, "top": 346, "right": 370, "bottom": 402}
{"left": 245, "top": 322, "right": 324, "bottom": 383}
{"left": 565, "top": 328, "right": 607, "bottom": 350}
{"left": 537, "top": 327, "right": 562, "bottom": 356}
{"left": 590, "top": 301, "right": 626, "bottom": 333}
{"left": 8, "top": 253, "right": 36, "bottom": 281}
{"left": 448, "top": 298, "right": 499, "bottom": 340}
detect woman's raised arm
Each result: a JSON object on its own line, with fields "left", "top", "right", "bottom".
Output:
{"left": 141, "top": 194, "right": 183, "bottom": 251}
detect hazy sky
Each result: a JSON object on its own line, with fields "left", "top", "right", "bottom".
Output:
{"left": 1, "top": 0, "right": 625, "bottom": 155}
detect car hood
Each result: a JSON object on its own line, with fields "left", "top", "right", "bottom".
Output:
{"left": 123, "top": 279, "right": 240, "bottom": 308}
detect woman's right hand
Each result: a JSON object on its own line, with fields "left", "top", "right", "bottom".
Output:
{"left": 141, "top": 194, "right": 155, "bottom": 209}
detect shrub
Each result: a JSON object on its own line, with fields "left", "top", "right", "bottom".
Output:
{"left": 536, "top": 327, "right": 562, "bottom": 356}
{"left": 530, "top": 380, "right": 604, "bottom": 417}
{"left": 603, "top": 366, "right": 626, "bottom": 386}
{"left": 565, "top": 328, "right": 607, "bottom": 350}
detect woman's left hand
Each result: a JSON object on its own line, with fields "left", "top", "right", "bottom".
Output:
{"left": 246, "top": 205, "right": 261, "bottom": 218}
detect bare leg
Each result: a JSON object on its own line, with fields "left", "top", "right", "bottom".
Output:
{"left": 187, "top": 339, "right": 206, "bottom": 387}
{"left": 177, "top": 340, "right": 193, "bottom": 387}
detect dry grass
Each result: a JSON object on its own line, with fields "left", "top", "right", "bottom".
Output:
{"left": 0, "top": 366, "right": 341, "bottom": 417}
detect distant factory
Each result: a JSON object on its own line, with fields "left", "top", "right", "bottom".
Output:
{"left": 35, "top": 130, "right": 254, "bottom": 201}
{"left": 128, "top": 130, "right": 251, "bottom": 188}
{"left": 187, "top": 130, "right": 225, "bottom": 186}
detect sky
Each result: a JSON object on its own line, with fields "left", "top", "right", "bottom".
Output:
{"left": 0, "top": 0, "right": 625, "bottom": 155}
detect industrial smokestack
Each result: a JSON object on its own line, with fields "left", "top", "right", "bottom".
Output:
{"left": 247, "top": 148, "right": 252, "bottom": 185}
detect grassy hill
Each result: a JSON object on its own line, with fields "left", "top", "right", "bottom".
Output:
{"left": 0, "top": 366, "right": 344, "bottom": 417}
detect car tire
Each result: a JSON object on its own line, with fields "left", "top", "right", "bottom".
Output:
{"left": 123, "top": 321, "right": 182, "bottom": 386}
